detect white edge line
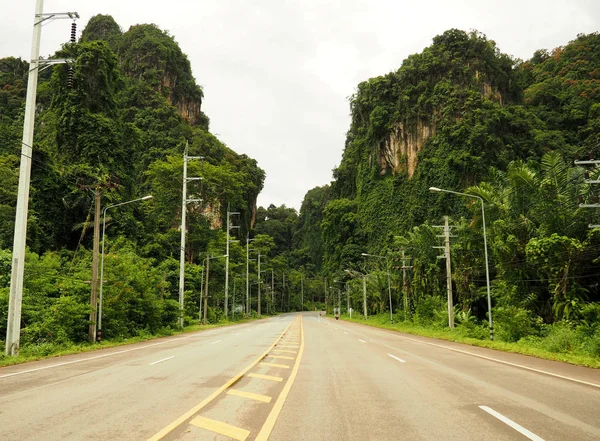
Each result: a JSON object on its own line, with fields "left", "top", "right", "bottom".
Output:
{"left": 393, "top": 334, "right": 600, "bottom": 389}
{"left": 0, "top": 337, "right": 189, "bottom": 379}
{"left": 344, "top": 332, "right": 348, "bottom": 335}
{"left": 479, "top": 406, "right": 545, "bottom": 441}
{"left": 210, "top": 340, "right": 222, "bottom": 345}
{"left": 235, "top": 333, "right": 241, "bottom": 336}
{"left": 150, "top": 356, "right": 175, "bottom": 366}
{"left": 358, "top": 339, "right": 366, "bottom": 343}
{"left": 388, "top": 353, "right": 406, "bottom": 363}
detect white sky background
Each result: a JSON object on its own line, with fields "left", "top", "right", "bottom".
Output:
{"left": 1, "top": 1, "right": 599, "bottom": 210}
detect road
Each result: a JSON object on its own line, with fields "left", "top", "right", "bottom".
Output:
{"left": 0, "top": 312, "right": 598, "bottom": 441}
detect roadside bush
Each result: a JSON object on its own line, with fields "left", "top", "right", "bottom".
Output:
{"left": 542, "top": 322, "right": 577, "bottom": 353}
{"left": 414, "top": 295, "right": 446, "bottom": 327}
{"left": 494, "top": 305, "right": 541, "bottom": 342}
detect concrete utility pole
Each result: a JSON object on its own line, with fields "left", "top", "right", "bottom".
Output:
{"left": 346, "top": 282, "right": 350, "bottom": 314}
{"left": 282, "top": 273, "right": 286, "bottom": 312}
{"left": 257, "top": 252, "right": 262, "bottom": 316}
{"left": 301, "top": 274, "right": 304, "bottom": 312}
{"left": 245, "top": 235, "right": 255, "bottom": 315}
{"left": 362, "top": 275, "right": 368, "bottom": 319}
{"left": 444, "top": 216, "right": 454, "bottom": 329}
{"left": 203, "top": 253, "right": 210, "bottom": 325}
{"left": 178, "top": 143, "right": 203, "bottom": 328}
{"left": 271, "top": 269, "right": 274, "bottom": 311}
{"left": 199, "top": 259, "right": 204, "bottom": 322}
{"left": 224, "top": 205, "right": 240, "bottom": 319}
{"left": 6, "top": 0, "right": 79, "bottom": 356}
{"left": 400, "top": 249, "right": 412, "bottom": 315}
{"left": 89, "top": 189, "right": 101, "bottom": 341}
{"left": 434, "top": 216, "right": 454, "bottom": 329}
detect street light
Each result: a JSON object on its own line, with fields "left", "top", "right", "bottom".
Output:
{"left": 361, "top": 253, "right": 393, "bottom": 324}
{"left": 429, "top": 186, "right": 493, "bottom": 340}
{"left": 98, "top": 195, "right": 152, "bottom": 335}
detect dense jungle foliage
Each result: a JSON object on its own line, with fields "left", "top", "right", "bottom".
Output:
{"left": 294, "top": 30, "right": 600, "bottom": 359}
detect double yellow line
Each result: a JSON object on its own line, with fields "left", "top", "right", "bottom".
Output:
{"left": 147, "top": 315, "right": 304, "bottom": 441}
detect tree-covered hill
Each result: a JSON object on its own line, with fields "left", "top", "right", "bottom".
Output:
{"left": 0, "top": 15, "right": 265, "bottom": 349}
{"left": 292, "top": 30, "right": 600, "bottom": 359}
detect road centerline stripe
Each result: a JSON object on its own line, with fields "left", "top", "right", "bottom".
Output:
{"left": 227, "top": 389, "right": 272, "bottom": 403}
{"left": 255, "top": 316, "right": 305, "bottom": 441}
{"left": 358, "top": 339, "right": 366, "bottom": 343}
{"left": 248, "top": 373, "right": 283, "bottom": 382}
{"left": 146, "top": 319, "right": 294, "bottom": 441}
{"left": 210, "top": 340, "right": 222, "bottom": 345}
{"left": 149, "top": 356, "right": 175, "bottom": 366}
{"left": 388, "top": 354, "right": 406, "bottom": 363}
{"left": 479, "top": 406, "right": 545, "bottom": 441}
{"left": 268, "top": 355, "right": 295, "bottom": 360}
{"left": 189, "top": 416, "right": 250, "bottom": 441}
{"left": 261, "top": 362, "right": 290, "bottom": 369}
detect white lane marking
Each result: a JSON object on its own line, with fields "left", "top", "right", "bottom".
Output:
{"left": 388, "top": 354, "right": 406, "bottom": 363}
{"left": 235, "top": 333, "right": 241, "bottom": 336}
{"left": 358, "top": 339, "right": 366, "bottom": 343}
{"left": 479, "top": 406, "right": 545, "bottom": 441}
{"left": 0, "top": 337, "right": 191, "bottom": 379}
{"left": 150, "top": 356, "right": 175, "bottom": 366}
{"left": 344, "top": 332, "right": 348, "bottom": 335}
{"left": 391, "top": 335, "right": 600, "bottom": 389}
{"left": 211, "top": 340, "right": 222, "bottom": 345}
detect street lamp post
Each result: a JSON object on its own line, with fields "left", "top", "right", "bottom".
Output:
{"left": 429, "top": 186, "right": 493, "bottom": 340}
{"left": 361, "top": 253, "right": 393, "bottom": 324}
{"left": 245, "top": 235, "right": 255, "bottom": 315}
{"left": 99, "top": 195, "right": 152, "bottom": 335}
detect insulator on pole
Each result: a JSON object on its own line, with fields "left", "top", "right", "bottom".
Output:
{"left": 585, "top": 170, "right": 590, "bottom": 179}
{"left": 594, "top": 195, "right": 599, "bottom": 204}
{"left": 67, "top": 66, "right": 73, "bottom": 88}
{"left": 578, "top": 195, "right": 583, "bottom": 204}
{"left": 70, "top": 22, "right": 77, "bottom": 43}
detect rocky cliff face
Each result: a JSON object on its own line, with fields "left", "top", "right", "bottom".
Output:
{"left": 376, "top": 78, "right": 504, "bottom": 178}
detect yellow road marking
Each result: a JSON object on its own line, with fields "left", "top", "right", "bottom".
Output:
{"left": 268, "top": 355, "right": 295, "bottom": 360}
{"left": 278, "top": 344, "right": 299, "bottom": 348}
{"left": 261, "top": 362, "right": 290, "bottom": 369}
{"left": 190, "top": 416, "right": 250, "bottom": 441}
{"left": 248, "top": 373, "right": 283, "bottom": 382}
{"left": 255, "top": 316, "right": 305, "bottom": 441}
{"left": 272, "top": 349, "right": 296, "bottom": 354}
{"left": 147, "top": 319, "right": 295, "bottom": 441}
{"left": 227, "top": 389, "right": 272, "bottom": 403}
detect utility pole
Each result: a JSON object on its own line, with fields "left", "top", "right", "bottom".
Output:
{"left": 245, "top": 234, "right": 255, "bottom": 315}
{"left": 301, "top": 274, "right": 304, "bottom": 312}
{"left": 282, "top": 273, "right": 286, "bottom": 312}
{"left": 346, "top": 282, "right": 350, "bottom": 313}
{"left": 257, "top": 252, "right": 262, "bottom": 316}
{"left": 199, "top": 258, "right": 204, "bottom": 322}
{"left": 232, "top": 277, "right": 236, "bottom": 320}
{"left": 178, "top": 143, "right": 203, "bottom": 328}
{"left": 89, "top": 189, "right": 101, "bottom": 341}
{"left": 6, "top": 0, "right": 79, "bottom": 356}
{"left": 271, "top": 269, "right": 274, "bottom": 312}
{"left": 434, "top": 216, "right": 454, "bottom": 329}
{"left": 362, "top": 275, "right": 367, "bottom": 319}
{"left": 224, "top": 204, "right": 240, "bottom": 319}
{"left": 400, "top": 249, "right": 412, "bottom": 315}
{"left": 203, "top": 253, "right": 210, "bottom": 325}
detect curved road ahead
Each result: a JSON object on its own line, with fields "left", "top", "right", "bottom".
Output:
{"left": 0, "top": 312, "right": 599, "bottom": 441}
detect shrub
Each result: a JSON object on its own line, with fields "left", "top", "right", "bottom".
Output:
{"left": 494, "top": 306, "right": 541, "bottom": 343}
{"left": 414, "top": 296, "right": 446, "bottom": 327}
{"left": 542, "top": 322, "right": 577, "bottom": 353}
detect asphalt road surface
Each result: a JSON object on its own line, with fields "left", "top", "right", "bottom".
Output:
{"left": 0, "top": 312, "right": 599, "bottom": 441}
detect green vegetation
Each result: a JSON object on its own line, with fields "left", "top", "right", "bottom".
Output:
{"left": 293, "top": 30, "right": 600, "bottom": 366}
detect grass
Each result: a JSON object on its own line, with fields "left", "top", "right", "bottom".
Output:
{"left": 0, "top": 315, "right": 269, "bottom": 368}
{"left": 339, "top": 313, "right": 600, "bottom": 369}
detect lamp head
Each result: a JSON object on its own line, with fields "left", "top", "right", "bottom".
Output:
{"left": 142, "top": 195, "right": 153, "bottom": 200}
{"left": 429, "top": 187, "right": 441, "bottom": 192}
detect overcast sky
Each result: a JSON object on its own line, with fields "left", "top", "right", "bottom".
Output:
{"left": 1, "top": 1, "right": 599, "bottom": 210}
